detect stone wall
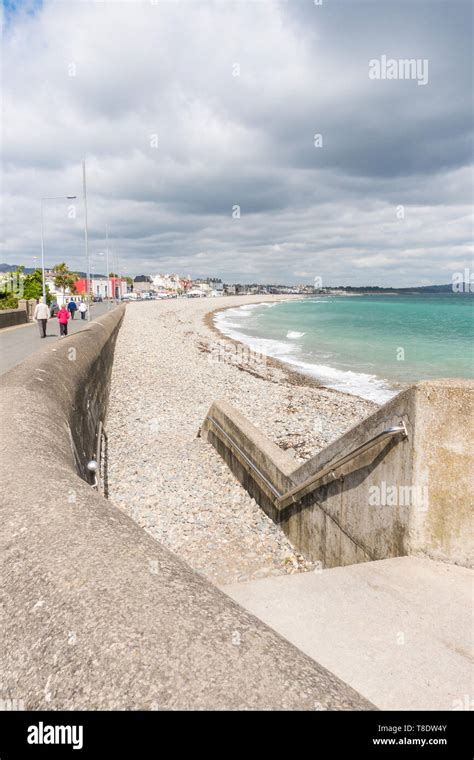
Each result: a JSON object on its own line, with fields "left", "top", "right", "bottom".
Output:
{"left": 0, "top": 306, "right": 372, "bottom": 710}
{"left": 0, "top": 307, "right": 27, "bottom": 328}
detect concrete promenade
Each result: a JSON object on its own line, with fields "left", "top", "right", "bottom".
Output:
{"left": 0, "top": 302, "right": 116, "bottom": 375}
{"left": 222, "top": 556, "right": 473, "bottom": 710}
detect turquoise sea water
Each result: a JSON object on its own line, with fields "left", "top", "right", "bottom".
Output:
{"left": 215, "top": 294, "right": 474, "bottom": 402}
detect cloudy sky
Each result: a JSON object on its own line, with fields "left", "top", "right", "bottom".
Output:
{"left": 1, "top": 0, "right": 472, "bottom": 285}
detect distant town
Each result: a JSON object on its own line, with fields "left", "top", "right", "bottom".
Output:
{"left": 0, "top": 261, "right": 462, "bottom": 309}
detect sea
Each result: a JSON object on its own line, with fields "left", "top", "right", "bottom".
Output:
{"left": 214, "top": 293, "right": 474, "bottom": 403}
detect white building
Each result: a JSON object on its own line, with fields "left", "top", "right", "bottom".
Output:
{"left": 152, "top": 273, "right": 181, "bottom": 292}
{"left": 45, "top": 275, "right": 125, "bottom": 305}
{"left": 191, "top": 280, "right": 212, "bottom": 294}
{"left": 44, "top": 276, "right": 76, "bottom": 306}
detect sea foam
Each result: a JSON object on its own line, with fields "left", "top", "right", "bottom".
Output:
{"left": 215, "top": 304, "right": 396, "bottom": 404}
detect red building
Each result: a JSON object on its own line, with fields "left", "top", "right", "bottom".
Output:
{"left": 74, "top": 277, "right": 125, "bottom": 299}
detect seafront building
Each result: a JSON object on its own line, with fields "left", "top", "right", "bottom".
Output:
{"left": 132, "top": 275, "right": 153, "bottom": 295}
{"left": 75, "top": 276, "right": 126, "bottom": 300}
{"left": 45, "top": 274, "right": 127, "bottom": 304}
{"left": 132, "top": 273, "right": 222, "bottom": 297}
{"left": 152, "top": 273, "right": 182, "bottom": 292}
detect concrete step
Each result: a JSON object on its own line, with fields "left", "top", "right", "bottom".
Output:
{"left": 221, "top": 556, "right": 473, "bottom": 710}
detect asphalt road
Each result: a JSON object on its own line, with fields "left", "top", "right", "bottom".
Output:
{"left": 0, "top": 302, "right": 118, "bottom": 375}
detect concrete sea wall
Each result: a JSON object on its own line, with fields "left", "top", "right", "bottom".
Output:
{"left": 202, "top": 380, "right": 473, "bottom": 569}
{"left": 0, "top": 306, "right": 372, "bottom": 710}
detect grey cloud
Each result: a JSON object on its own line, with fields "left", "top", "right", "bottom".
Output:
{"left": 1, "top": 0, "right": 472, "bottom": 285}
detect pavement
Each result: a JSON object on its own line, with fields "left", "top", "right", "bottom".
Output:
{"left": 221, "top": 556, "right": 473, "bottom": 710}
{"left": 0, "top": 302, "right": 117, "bottom": 375}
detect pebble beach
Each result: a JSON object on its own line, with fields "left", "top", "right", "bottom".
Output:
{"left": 107, "top": 296, "right": 377, "bottom": 585}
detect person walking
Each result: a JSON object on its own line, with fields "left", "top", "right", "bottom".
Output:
{"left": 67, "top": 299, "right": 77, "bottom": 320}
{"left": 57, "top": 303, "right": 70, "bottom": 337}
{"left": 33, "top": 297, "right": 50, "bottom": 338}
{"left": 78, "top": 301, "right": 87, "bottom": 320}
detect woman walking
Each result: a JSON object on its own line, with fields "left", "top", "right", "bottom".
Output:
{"left": 57, "top": 303, "right": 70, "bottom": 337}
{"left": 78, "top": 301, "right": 88, "bottom": 320}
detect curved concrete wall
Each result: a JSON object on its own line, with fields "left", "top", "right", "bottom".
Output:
{"left": 0, "top": 308, "right": 372, "bottom": 710}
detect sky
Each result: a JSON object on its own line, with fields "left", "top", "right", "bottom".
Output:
{"left": 1, "top": 0, "right": 472, "bottom": 285}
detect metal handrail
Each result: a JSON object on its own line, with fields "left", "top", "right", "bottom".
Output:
{"left": 87, "top": 421, "right": 108, "bottom": 492}
{"left": 205, "top": 416, "right": 407, "bottom": 509}
{"left": 95, "top": 420, "right": 104, "bottom": 491}
{"left": 206, "top": 416, "right": 282, "bottom": 499}
{"left": 276, "top": 422, "right": 407, "bottom": 509}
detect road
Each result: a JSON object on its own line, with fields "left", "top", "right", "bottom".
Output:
{"left": 0, "top": 302, "right": 118, "bottom": 375}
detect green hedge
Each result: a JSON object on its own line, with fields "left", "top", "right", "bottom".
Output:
{"left": 0, "top": 293, "right": 19, "bottom": 310}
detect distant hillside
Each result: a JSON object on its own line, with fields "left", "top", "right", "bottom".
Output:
{"left": 0, "top": 263, "right": 37, "bottom": 273}
{"left": 329, "top": 284, "right": 463, "bottom": 293}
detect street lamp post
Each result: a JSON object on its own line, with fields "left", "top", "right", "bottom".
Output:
{"left": 82, "top": 159, "right": 91, "bottom": 321}
{"left": 109, "top": 242, "right": 117, "bottom": 302}
{"left": 96, "top": 251, "right": 105, "bottom": 304}
{"left": 112, "top": 246, "right": 120, "bottom": 300}
{"left": 40, "top": 195, "right": 77, "bottom": 302}
{"left": 105, "top": 225, "right": 110, "bottom": 309}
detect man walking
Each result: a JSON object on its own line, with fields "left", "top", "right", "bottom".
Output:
{"left": 78, "top": 301, "right": 87, "bottom": 320}
{"left": 57, "top": 303, "right": 70, "bottom": 337}
{"left": 33, "top": 297, "right": 50, "bottom": 338}
{"left": 67, "top": 299, "right": 77, "bottom": 320}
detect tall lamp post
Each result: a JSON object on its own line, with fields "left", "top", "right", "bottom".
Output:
{"left": 105, "top": 225, "right": 110, "bottom": 308}
{"left": 82, "top": 159, "right": 91, "bottom": 321}
{"left": 40, "top": 195, "right": 77, "bottom": 301}
{"left": 97, "top": 226, "right": 111, "bottom": 309}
